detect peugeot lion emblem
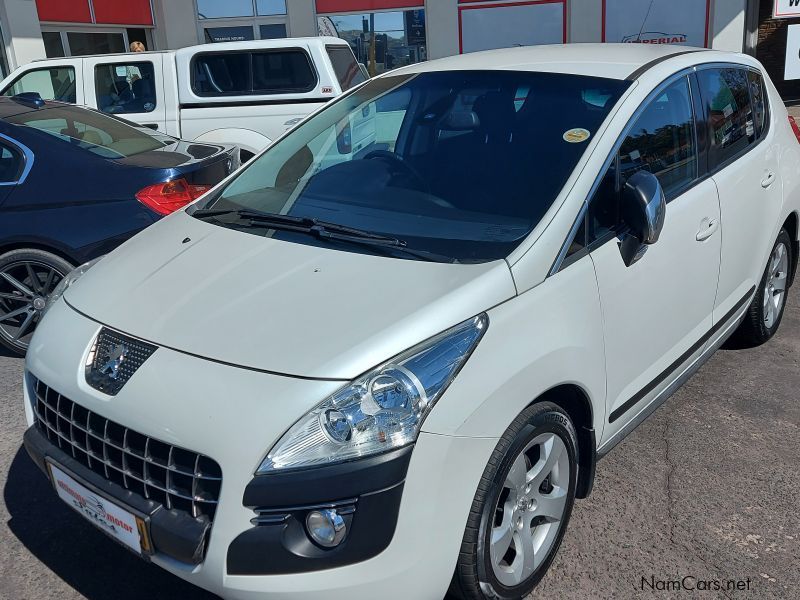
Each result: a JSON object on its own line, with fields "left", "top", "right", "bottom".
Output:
{"left": 99, "top": 343, "right": 128, "bottom": 380}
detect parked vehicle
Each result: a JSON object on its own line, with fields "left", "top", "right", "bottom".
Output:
{"left": 0, "top": 94, "right": 237, "bottom": 355}
{"left": 22, "top": 44, "right": 799, "bottom": 600}
{"left": 0, "top": 38, "right": 366, "bottom": 161}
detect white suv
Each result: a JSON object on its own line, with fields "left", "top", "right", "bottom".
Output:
{"left": 22, "top": 44, "right": 799, "bottom": 600}
{"left": 0, "top": 38, "right": 365, "bottom": 160}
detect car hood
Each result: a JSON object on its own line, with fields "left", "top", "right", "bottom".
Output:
{"left": 64, "top": 211, "right": 517, "bottom": 380}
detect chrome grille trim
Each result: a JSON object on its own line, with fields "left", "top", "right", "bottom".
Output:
{"left": 31, "top": 376, "right": 222, "bottom": 520}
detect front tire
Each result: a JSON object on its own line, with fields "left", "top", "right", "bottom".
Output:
{"left": 0, "top": 249, "right": 74, "bottom": 355}
{"left": 736, "top": 229, "right": 793, "bottom": 346}
{"left": 450, "top": 402, "right": 578, "bottom": 600}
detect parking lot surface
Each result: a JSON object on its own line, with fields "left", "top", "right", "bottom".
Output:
{"left": 1, "top": 296, "right": 798, "bottom": 600}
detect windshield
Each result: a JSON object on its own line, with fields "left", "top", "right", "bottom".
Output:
{"left": 6, "top": 105, "right": 167, "bottom": 158}
{"left": 197, "top": 70, "right": 630, "bottom": 262}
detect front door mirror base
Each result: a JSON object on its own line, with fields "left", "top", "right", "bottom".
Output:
{"left": 618, "top": 232, "right": 648, "bottom": 266}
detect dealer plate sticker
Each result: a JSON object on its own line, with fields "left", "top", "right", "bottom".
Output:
{"left": 49, "top": 463, "right": 144, "bottom": 555}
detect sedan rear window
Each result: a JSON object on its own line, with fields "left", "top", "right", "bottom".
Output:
{"left": 200, "top": 71, "right": 630, "bottom": 263}
{"left": 6, "top": 105, "right": 166, "bottom": 158}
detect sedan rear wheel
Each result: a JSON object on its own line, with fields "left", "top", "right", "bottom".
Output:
{"left": 0, "top": 249, "right": 74, "bottom": 355}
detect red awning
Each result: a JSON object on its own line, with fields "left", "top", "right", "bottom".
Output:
{"left": 36, "top": 0, "right": 153, "bottom": 26}
{"left": 316, "top": 0, "right": 423, "bottom": 13}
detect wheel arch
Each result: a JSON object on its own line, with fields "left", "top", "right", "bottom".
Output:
{"left": 0, "top": 241, "right": 80, "bottom": 267}
{"left": 781, "top": 211, "right": 799, "bottom": 286}
{"left": 527, "top": 384, "right": 596, "bottom": 499}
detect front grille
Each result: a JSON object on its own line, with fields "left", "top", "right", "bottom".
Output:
{"left": 31, "top": 376, "right": 222, "bottom": 521}
{"left": 85, "top": 328, "right": 157, "bottom": 395}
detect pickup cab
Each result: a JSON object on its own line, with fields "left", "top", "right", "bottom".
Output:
{"left": 0, "top": 37, "right": 365, "bottom": 160}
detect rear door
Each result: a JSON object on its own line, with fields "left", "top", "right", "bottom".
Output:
{"left": 83, "top": 54, "right": 167, "bottom": 132}
{"left": 696, "top": 66, "right": 783, "bottom": 323}
{"left": 0, "top": 61, "right": 84, "bottom": 104}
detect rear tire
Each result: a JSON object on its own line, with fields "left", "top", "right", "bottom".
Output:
{"left": 736, "top": 229, "right": 793, "bottom": 346}
{"left": 0, "top": 249, "right": 74, "bottom": 355}
{"left": 449, "top": 402, "right": 578, "bottom": 600}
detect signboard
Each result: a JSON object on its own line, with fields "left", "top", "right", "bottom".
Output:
{"left": 459, "top": 0, "right": 566, "bottom": 54}
{"left": 405, "top": 9, "right": 427, "bottom": 45}
{"left": 785, "top": 24, "right": 800, "bottom": 80}
{"left": 774, "top": 0, "right": 800, "bottom": 19}
{"left": 602, "top": 0, "right": 710, "bottom": 48}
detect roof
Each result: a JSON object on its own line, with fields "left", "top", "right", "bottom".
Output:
{"left": 390, "top": 43, "right": 713, "bottom": 81}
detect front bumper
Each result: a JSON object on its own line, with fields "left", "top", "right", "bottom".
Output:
{"left": 24, "top": 300, "right": 499, "bottom": 600}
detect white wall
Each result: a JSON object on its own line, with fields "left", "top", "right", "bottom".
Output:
{"left": 711, "top": 0, "right": 747, "bottom": 51}
{"left": 424, "top": 0, "right": 459, "bottom": 60}
{"left": 287, "top": 0, "right": 317, "bottom": 37}
{"left": 0, "top": 0, "right": 46, "bottom": 69}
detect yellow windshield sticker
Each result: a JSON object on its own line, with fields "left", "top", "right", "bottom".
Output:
{"left": 563, "top": 128, "right": 591, "bottom": 143}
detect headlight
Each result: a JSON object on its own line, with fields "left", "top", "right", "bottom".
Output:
{"left": 258, "top": 314, "right": 488, "bottom": 473}
{"left": 44, "top": 257, "right": 103, "bottom": 314}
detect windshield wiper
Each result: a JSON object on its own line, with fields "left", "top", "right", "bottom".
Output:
{"left": 192, "top": 207, "right": 457, "bottom": 263}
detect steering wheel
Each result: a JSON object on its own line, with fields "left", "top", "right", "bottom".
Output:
{"left": 363, "top": 150, "right": 430, "bottom": 194}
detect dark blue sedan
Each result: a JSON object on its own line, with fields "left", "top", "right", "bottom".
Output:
{"left": 0, "top": 94, "right": 238, "bottom": 354}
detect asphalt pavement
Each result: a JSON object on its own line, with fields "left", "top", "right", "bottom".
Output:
{"left": 1, "top": 295, "right": 798, "bottom": 600}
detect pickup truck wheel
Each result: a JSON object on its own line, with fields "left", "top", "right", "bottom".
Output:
{"left": 450, "top": 402, "right": 578, "bottom": 600}
{"left": 737, "top": 229, "right": 793, "bottom": 346}
{"left": 0, "top": 249, "right": 74, "bottom": 355}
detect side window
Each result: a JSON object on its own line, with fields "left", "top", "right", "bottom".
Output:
{"left": 697, "top": 68, "right": 756, "bottom": 168}
{"left": 0, "top": 143, "right": 23, "bottom": 184}
{"left": 192, "top": 50, "right": 316, "bottom": 96}
{"left": 567, "top": 77, "right": 699, "bottom": 259}
{"left": 326, "top": 45, "right": 366, "bottom": 92}
{"left": 252, "top": 51, "right": 316, "bottom": 93}
{"left": 747, "top": 70, "right": 769, "bottom": 139}
{"left": 619, "top": 77, "right": 697, "bottom": 199}
{"left": 1, "top": 67, "right": 76, "bottom": 103}
{"left": 193, "top": 53, "right": 251, "bottom": 95}
{"left": 94, "top": 62, "right": 157, "bottom": 114}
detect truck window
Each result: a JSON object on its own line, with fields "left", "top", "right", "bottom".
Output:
{"left": 192, "top": 50, "right": 316, "bottom": 96}
{"left": 95, "top": 62, "right": 157, "bottom": 114}
{"left": 326, "top": 45, "right": 367, "bottom": 91}
{"left": 1, "top": 67, "right": 76, "bottom": 103}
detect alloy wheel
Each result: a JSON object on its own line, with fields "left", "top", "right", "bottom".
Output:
{"left": 0, "top": 260, "right": 65, "bottom": 350}
{"left": 489, "top": 432, "right": 570, "bottom": 587}
{"left": 763, "top": 241, "right": 789, "bottom": 329}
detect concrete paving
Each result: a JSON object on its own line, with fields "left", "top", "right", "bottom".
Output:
{"left": 1, "top": 295, "right": 798, "bottom": 599}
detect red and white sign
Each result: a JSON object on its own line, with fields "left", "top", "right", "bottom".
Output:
{"left": 774, "top": 0, "right": 800, "bottom": 19}
{"left": 50, "top": 463, "right": 144, "bottom": 555}
{"left": 602, "top": 0, "right": 711, "bottom": 48}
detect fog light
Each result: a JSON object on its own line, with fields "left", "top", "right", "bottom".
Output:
{"left": 305, "top": 509, "right": 347, "bottom": 548}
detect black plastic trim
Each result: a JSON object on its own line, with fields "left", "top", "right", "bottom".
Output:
{"left": 608, "top": 286, "right": 755, "bottom": 423}
{"left": 228, "top": 482, "right": 404, "bottom": 575}
{"left": 575, "top": 425, "right": 596, "bottom": 499}
{"left": 23, "top": 426, "right": 210, "bottom": 565}
{"left": 243, "top": 445, "right": 413, "bottom": 509}
{"left": 180, "top": 98, "right": 328, "bottom": 110}
{"left": 626, "top": 49, "right": 704, "bottom": 81}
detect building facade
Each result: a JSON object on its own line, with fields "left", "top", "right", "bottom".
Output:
{"left": 1, "top": 1, "right": 799, "bottom": 100}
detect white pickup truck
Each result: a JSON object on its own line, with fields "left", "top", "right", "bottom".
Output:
{"left": 0, "top": 37, "right": 365, "bottom": 160}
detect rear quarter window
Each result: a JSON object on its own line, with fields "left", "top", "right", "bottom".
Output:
{"left": 326, "top": 45, "right": 366, "bottom": 91}
{"left": 192, "top": 49, "right": 317, "bottom": 96}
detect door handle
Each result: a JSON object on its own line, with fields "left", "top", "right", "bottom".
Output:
{"left": 696, "top": 218, "right": 719, "bottom": 241}
{"left": 761, "top": 172, "right": 776, "bottom": 188}
{"left": 141, "top": 123, "right": 159, "bottom": 130}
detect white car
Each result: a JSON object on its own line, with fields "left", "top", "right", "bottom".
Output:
{"left": 0, "top": 38, "right": 365, "bottom": 160}
{"left": 22, "top": 44, "right": 798, "bottom": 600}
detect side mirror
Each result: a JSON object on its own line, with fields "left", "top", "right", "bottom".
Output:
{"left": 618, "top": 171, "right": 666, "bottom": 266}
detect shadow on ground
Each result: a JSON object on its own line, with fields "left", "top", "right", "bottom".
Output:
{"left": 3, "top": 446, "right": 219, "bottom": 600}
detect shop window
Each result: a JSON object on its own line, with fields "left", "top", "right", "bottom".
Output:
{"left": 1, "top": 66, "right": 76, "bottom": 104}
{"left": 256, "top": 0, "right": 287, "bottom": 16}
{"left": 204, "top": 26, "right": 256, "bottom": 43}
{"left": 67, "top": 31, "right": 125, "bottom": 56}
{"left": 260, "top": 24, "right": 288, "bottom": 40}
{"left": 322, "top": 9, "right": 426, "bottom": 75}
{"left": 197, "top": 0, "right": 254, "bottom": 19}
{"left": 95, "top": 62, "right": 157, "bottom": 114}
{"left": 42, "top": 32, "right": 65, "bottom": 58}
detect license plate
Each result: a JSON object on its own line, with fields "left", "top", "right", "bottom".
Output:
{"left": 47, "top": 461, "right": 151, "bottom": 556}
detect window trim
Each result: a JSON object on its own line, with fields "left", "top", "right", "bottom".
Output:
{"left": 0, "top": 65, "right": 77, "bottom": 98}
{"left": 189, "top": 48, "right": 318, "bottom": 98}
{"left": 549, "top": 67, "right": 701, "bottom": 276}
{"left": 93, "top": 60, "right": 158, "bottom": 114}
{"left": 0, "top": 133, "right": 34, "bottom": 186}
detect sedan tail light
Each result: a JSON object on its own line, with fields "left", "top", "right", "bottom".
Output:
{"left": 135, "top": 178, "right": 212, "bottom": 215}
{"left": 789, "top": 116, "right": 800, "bottom": 144}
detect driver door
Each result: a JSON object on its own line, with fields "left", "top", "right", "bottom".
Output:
{"left": 589, "top": 74, "right": 722, "bottom": 445}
